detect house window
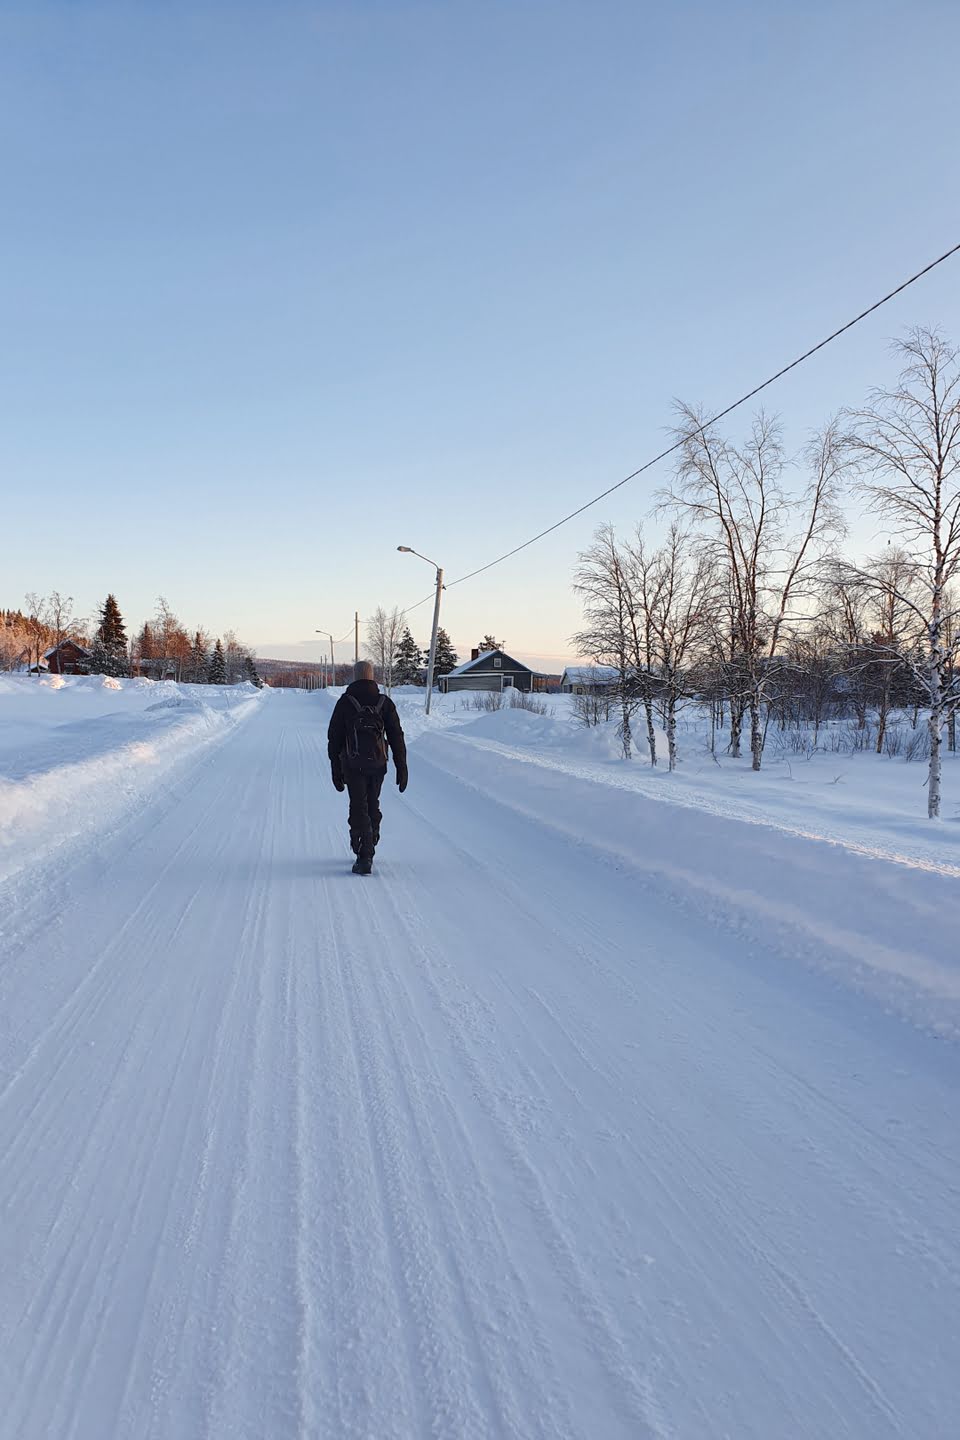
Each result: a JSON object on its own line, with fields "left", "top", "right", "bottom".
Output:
{"left": 493, "top": 657, "right": 501, "bottom": 667}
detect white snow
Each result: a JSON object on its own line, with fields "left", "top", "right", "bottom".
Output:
{"left": 403, "top": 692, "right": 960, "bottom": 875}
{"left": 1, "top": 682, "right": 958, "bottom": 1438}
{"left": 0, "top": 675, "right": 262, "bottom": 882}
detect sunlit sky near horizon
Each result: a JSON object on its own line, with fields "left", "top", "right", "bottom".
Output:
{"left": 2, "top": 1, "right": 959, "bottom": 671}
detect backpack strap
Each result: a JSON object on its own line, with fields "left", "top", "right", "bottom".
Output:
{"left": 346, "top": 695, "right": 384, "bottom": 716}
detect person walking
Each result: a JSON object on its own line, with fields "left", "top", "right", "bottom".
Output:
{"left": 327, "top": 660, "right": 408, "bottom": 874}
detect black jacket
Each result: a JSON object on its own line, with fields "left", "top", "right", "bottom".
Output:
{"left": 327, "top": 679, "right": 407, "bottom": 776}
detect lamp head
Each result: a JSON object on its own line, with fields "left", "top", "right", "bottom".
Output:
{"left": 397, "top": 545, "right": 412, "bottom": 553}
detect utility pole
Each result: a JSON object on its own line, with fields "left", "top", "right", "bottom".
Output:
{"left": 398, "top": 546, "right": 444, "bottom": 715}
{"left": 355, "top": 612, "right": 359, "bottom": 665}
{"left": 424, "top": 566, "right": 444, "bottom": 716}
{"left": 316, "top": 628, "right": 336, "bottom": 687}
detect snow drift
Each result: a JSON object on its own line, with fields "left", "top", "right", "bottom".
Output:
{"left": 0, "top": 676, "right": 263, "bottom": 882}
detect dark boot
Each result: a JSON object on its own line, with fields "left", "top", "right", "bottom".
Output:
{"left": 353, "top": 856, "right": 373, "bottom": 876}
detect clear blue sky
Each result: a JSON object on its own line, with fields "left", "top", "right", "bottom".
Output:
{"left": 2, "top": 1, "right": 959, "bottom": 670}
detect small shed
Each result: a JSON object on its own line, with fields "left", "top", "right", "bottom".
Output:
{"left": 439, "top": 648, "right": 547, "bottom": 694}
{"left": 560, "top": 664, "right": 620, "bottom": 694}
{"left": 44, "top": 640, "right": 91, "bottom": 675}
{"left": 136, "top": 657, "right": 180, "bottom": 681}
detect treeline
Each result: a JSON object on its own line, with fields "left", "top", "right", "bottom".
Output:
{"left": 573, "top": 328, "right": 960, "bottom": 818}
{"left": 1, "top": 592, "right": 262, "bottom": 687}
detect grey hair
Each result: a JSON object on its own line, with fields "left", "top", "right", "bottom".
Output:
{"left": 354, "top": 660, "right": 375, "bottom": 682}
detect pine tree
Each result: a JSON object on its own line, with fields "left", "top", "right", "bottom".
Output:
{"left": 95, "top": 594, "right": 129, "bottom": 676}
{"left": 243, "top": 653, "right": 263, "bottom": 688}
{"left": 208, "top": 638, "right": 227, "bottom": 685}
{"left": 394, "top": 626, "right": 424, "bottom": 685}
{"left": 88, "top": 637, "right": 110, "bottom": 676}
{"left": 136, "top": 622, "right": 156, "bottom": 660}
{"left": 479, "top": 633, "right": 503, "bottom": 652}
{"left": 190, "top": 631, "right": 209, "bottom": 684}
{"left": 432, "top": 627, "right": 459, "bottom": 677}
{"left": 97, "top": 594, "right": 127, "bottom": 649}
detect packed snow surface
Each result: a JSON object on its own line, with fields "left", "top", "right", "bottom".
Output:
{"left": 1, "top": 681, "right": 958, "bottom": 1438}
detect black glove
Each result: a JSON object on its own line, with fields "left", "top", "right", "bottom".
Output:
{"left": 396, "top": 764, "right": 408, "bottom": 794}
{"left": 332, "top": 763, "right": 345, "bottom": 793}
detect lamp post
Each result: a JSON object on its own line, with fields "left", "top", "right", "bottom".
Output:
{"left": 316, "top": 629, "right": 335, "bottom": 687}
{"left": 398, "top": 546, "right": 443, "bottom": 715}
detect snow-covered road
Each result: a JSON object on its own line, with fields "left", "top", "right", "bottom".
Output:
{"left": 2, "top": 691, "right": 958, "bottom": 1439}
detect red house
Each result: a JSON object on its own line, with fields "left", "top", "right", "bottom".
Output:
{"left": 44, "top": 640, "right": 92, "bottom": 675}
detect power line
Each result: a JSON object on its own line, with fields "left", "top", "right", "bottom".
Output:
{"left": 432, "top": 239, "right": 960, "bottom": 593}
{"left": 399, "top": 591, "right": 439, "bottom": 619}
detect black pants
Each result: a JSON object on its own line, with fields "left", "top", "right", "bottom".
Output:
{"left": 345, "top": 769, "right": 385, "bottom": 860}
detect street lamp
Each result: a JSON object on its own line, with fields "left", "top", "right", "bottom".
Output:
{"left": 398, "top": 546, "right": 444, "bottom": 715}
{"left": 315, "top": 629, "right": 336, "bottom": 687}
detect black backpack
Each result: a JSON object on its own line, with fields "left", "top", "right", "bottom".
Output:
{"left": 344, "top": 695, "right": 389, "bottom": 774}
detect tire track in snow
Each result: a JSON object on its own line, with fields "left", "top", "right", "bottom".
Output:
{"left": 0, "top": 752, "right": 239, "bottom": 1115}
{"left": 347, "top": 892, "right": 579, "bottom": 1440}
{"left": 200, "top": 727, "right": 305, "bottom": 1440}
{"left": 326, "top": 900, "right": 461, "bottom": 1435}
{"left": 0, "top": 716, "right": 284, "bottom": 1440}
{"left": 381, "top": 746, "right": 945, "bottom": 1436}
{"left": 357, "top": 852, "right": 664, "bottom": 1440}
{"left": 3, "top": 693, "right": 959, "bottom": 1440}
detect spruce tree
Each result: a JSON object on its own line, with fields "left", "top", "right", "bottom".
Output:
{"left": 190, "top": 631, "right": 208, "bottom": 684}
{"left": 95, "top": 594, "right": 129, "bottom": 676}
{"left": 394, "top": 626, "right": 424, "bottom": 685}
{"left": 97, "top": 594, "right": 127, "bottom": 648}
{"left": 432, "top": 627, "right": 459, "bottom": 677}
{"left": 88, "top": 637, "right": 110, "bottom": 676}
{"left": 243, "top": 653, "right": 263, "bottom": 688}
{"left": 479, "top": 633, "right": 503, "bottom": 652}
{"left": 208, "top": 638, "right": 227, "bottom": 685}
{"left": 136, "top": 622, "right": 155, "bottom": 660}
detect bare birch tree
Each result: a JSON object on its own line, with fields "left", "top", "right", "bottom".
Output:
{"left": 572, "top": 525, "right": 636, "bottom": 760}
{"left": 47, "top": 591, "right": 76, "bottom": 657}
{"left": 619, "top": 532, "right": 661, "bottom": 766}
{"left": 0, "top": 612, "right": 32, "bottom": 671}
{"left": 366, "top": 606, "right": 404, "bottom": 694}
{"left": 635, "top": 524, "right": 716, "bottom": 771}
{"left": 669, "top": 408, "right": 846, "bottom": 770}
{"left": 24, "top": 593, "right": 52, "bottom": 672}
{"left": 845, "top": 549, "right": 921, "bottom": 754}
{"left": 844, "top": 328, "right": 960, "bottom": 816}
{"left": 154, "top": 597, "right": 192, "bottom": 680}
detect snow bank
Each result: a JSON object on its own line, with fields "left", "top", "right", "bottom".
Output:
{"left": 435, "top": 696, "right": 960, "bottom": 877}
{"left": 458, "top": 701, "right": 666, "bottom": 763}
{"left": 385, "top": 688, "right": 667, "bottom": 759}
{"left": 0, "top": 676, "right": 263, "bottom": 881}
{"left": 419, "top": 730, "right": 960, "bottom": 1038}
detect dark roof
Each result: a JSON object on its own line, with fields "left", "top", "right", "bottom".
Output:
{"left": 445, "top": 648, "right": 545, "bottom": 679}
{"left": 43, "top": 640, "right": 91, "bottom": 660}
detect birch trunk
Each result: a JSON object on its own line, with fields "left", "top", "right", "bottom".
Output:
{"left": 928, "top": 605, "right": 944, "bottom": 819}
{"left": 876, "top": 683, "right": 890, "bottom": 755}
{"left": 666, "top": 696, "right": 678, "bottom": 772}
{"left": 644, "top": 697, "right": 657, "bottom": 767}
{"left": 749, "top": 690, "right": 763, "bottom": 772}
{"left": 620, "top": 695, "right": 633, "bottom": 761}
{"left": 729, "top": 697, "right": 743, "bottom": 758}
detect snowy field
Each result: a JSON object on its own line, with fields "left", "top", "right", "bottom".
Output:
{"left": 1, "top": 677, "right": 959, "bottom": 1438}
